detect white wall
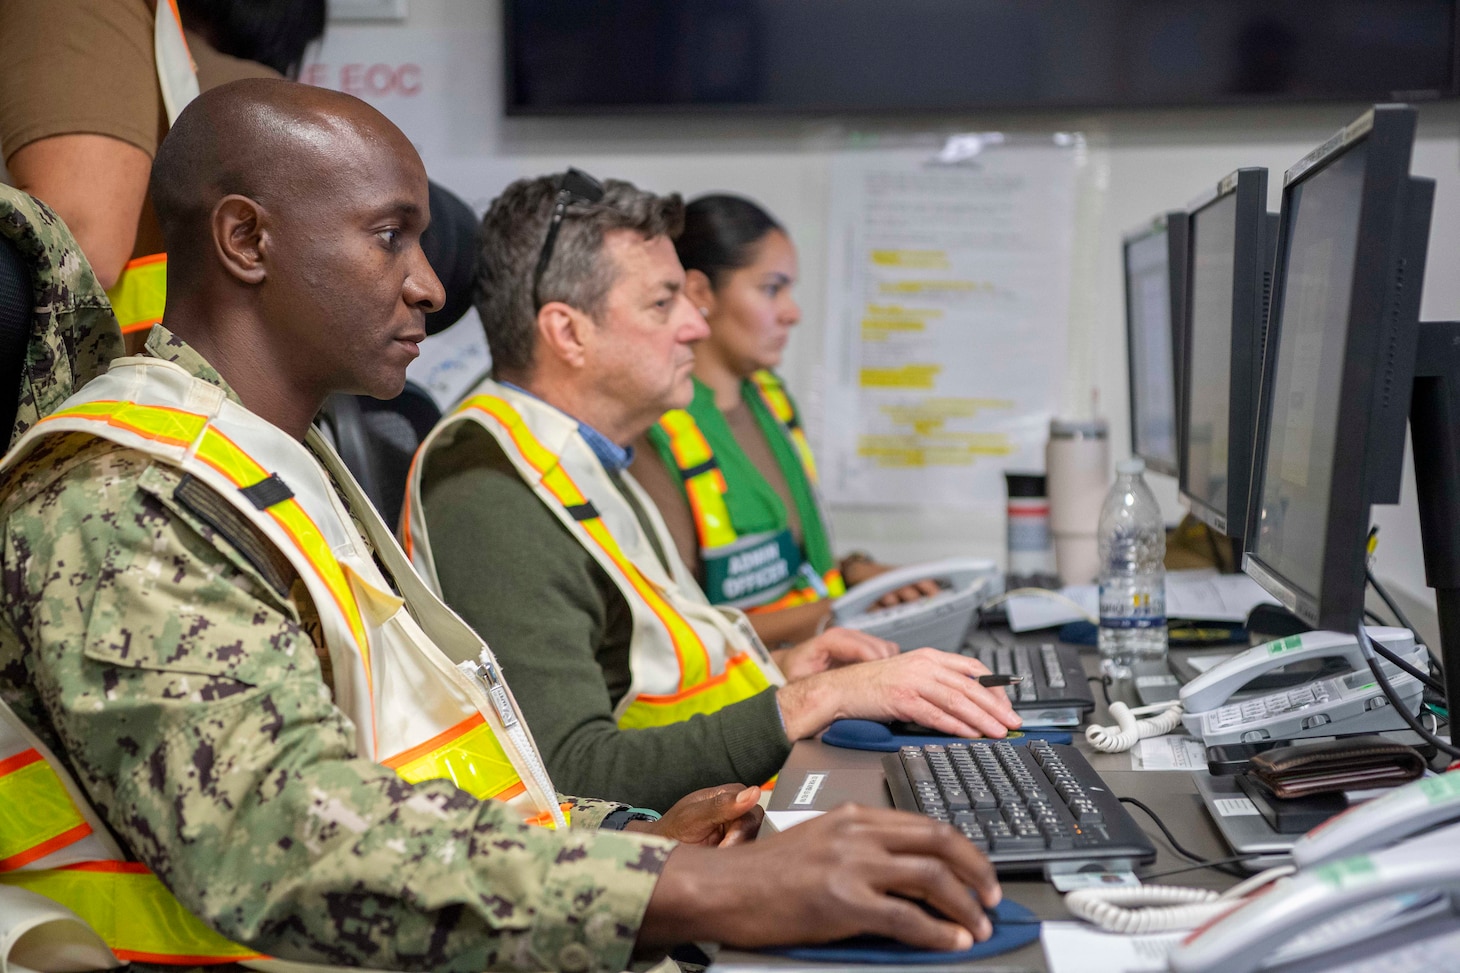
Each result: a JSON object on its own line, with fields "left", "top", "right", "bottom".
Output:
{"left": 318, "top": 0, "right": 1460, "bottom": 617}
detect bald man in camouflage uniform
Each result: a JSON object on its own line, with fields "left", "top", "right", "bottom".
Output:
{"left": 0, "top": 79, "right": 1001, "bottom": 971}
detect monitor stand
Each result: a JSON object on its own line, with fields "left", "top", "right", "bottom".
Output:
{"left": 1408, "top": 319, "right": 1460, "bottom": 745}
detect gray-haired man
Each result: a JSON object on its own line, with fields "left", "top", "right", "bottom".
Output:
{"left": 404, "top": 170, "right": 1021, "bottom": 813}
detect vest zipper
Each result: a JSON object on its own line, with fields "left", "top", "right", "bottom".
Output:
{"left": 458, "top": 654, "right": 567, "bottom": 830}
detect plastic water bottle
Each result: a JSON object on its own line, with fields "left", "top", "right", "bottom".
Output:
{"left": 1097, "top": 458, "right": 1167, "bottom": 677}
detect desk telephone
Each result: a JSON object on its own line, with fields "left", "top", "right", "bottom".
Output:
{"left": 1178, "top": 627, "right": 1428, "bottom": 746}
{"left": 1167, "top": 771, "right": 1460, "bottom": 973}
{"left": 831, "top": 556, "right": 1001, "bottom": 652}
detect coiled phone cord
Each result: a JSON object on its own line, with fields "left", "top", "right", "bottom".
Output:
{"left": 1084, "top": 700, "right": 1185, "bottom": 753}
{"left": 1064, "top": 866, "right": 1295, "bottom": 934}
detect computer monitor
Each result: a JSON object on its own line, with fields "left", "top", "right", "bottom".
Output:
{"left": 1178, "top": 168, "right": 1278, "bottom": 538}
{"left": 1123, "top": 212, "right": 1189, "bottom": 478}
{"left": 1243, "top": 106, "right": 1434, "bottom": 636}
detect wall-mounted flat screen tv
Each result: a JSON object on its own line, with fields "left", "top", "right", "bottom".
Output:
{"left": 505, "top": 1, "right": 1458, "bottom": 115}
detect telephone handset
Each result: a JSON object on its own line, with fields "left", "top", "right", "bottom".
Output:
{"left": 1178, "top": 627, "right": 1429, "bottom": 745}
{"left": 1169, "top": 772, "right": 1460, "bottom": 973}
{"left": 831, "top": 556, "right": 1001, "bottom": 652}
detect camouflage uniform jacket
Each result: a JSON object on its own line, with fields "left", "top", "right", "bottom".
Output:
{"left": 0, "top": 326, "right": 676, "bottom": 973}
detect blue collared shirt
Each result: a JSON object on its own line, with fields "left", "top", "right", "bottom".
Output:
{"left": 500, "top": 381, "right": 635, "bottom": 473}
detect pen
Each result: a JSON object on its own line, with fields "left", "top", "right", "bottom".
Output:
{"left": 977, "top": 674, "right": 1023, "bottom": 687}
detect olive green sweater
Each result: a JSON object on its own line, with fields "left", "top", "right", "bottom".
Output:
{"left": 419, "top": 421, "right": 791, "bottom": 811}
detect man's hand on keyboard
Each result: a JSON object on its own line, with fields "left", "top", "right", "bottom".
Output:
{"left": 636, "top": 804, "right": 1002, "bottom": 951}
{"left": 775, "top": 648, "right": 1024, "bottom": 740}
{"left": 771, "top": 626, "right": 900, "bottom": 680}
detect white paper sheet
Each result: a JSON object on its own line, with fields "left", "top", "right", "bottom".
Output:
{"left": 1130, "top": 735, "right": 1207, "bottom": 771}
{"left": 820, "top": 137, "right": 1079, "bottom": 509}
{"left": 1165, "top": 573, "right": 1280, "bottom": 622}
{"left": 1006, "top": 585, "right": 1097, "bottom": 632}
{"left": 1041, "top": 922, "right": 1183, "bottom": 973}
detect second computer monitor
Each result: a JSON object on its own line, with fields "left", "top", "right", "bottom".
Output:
{"left": 1123, "top": 212, "right": 1189, "bottom": 478}
{"left": 1178, "top": 167, "right": 1277, "bottom": 538}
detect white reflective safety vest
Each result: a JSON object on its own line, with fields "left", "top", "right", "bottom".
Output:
{"left": 0, "top": 357, "right": 566, "bottom": 968}
{"left": 405, "top": 380, "right": 786, "bottom": 731}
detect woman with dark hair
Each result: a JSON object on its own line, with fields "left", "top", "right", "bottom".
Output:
{"left": 632, "top": 195, "right": 937, "bottom": 646}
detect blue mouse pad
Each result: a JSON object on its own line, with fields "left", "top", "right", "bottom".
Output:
{"left": 762, "top": 899, "right": 1040, "bottom": 964}
{"left": 822, "top": 719, "right": 1072, "bottom": 751}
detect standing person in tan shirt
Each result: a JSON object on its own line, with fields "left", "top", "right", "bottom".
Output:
{"left": 0, "top": 0, "right": 323, "bottom": 347}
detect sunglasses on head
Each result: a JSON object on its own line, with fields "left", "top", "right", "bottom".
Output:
{"left": 533, "top": 167, "right": 605, "bottom": 308}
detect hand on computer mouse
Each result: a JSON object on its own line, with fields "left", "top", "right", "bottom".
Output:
{"left": 636, "top": 804, "right": 1001, "bottom": 951}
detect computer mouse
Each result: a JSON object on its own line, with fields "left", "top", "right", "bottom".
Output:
{"left": 762, "top": 899, "right": 1041, "bottom": 963}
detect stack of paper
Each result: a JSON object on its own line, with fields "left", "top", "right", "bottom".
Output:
{"left": 1005, "top": 570, "right": 1279, "bottom": 633}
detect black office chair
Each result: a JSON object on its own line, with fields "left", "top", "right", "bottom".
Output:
{"left": 0, "top": 234, "right": 31, "bottom": 447}
{"left": 316, "top": 179, "right": 477, "bottom": 528}
{"left": 316, "top": 382, "right": 441, "bottom": 529}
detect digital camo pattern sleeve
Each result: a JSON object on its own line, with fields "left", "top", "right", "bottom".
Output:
{"left": 0, "top": 437, "right": 674, "bottom": 973}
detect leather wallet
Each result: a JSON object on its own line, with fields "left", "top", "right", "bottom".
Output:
{"left": 1247, "top": 735, "right": 1426, "bottom": 798}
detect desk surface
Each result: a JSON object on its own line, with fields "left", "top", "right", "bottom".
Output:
{"left": 717, "top": 638, "right": 1240, "bottom": 971}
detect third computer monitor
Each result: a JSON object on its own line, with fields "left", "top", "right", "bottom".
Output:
{"left": 1243, "top": 105, "right": 1433, "bottom": 633}
{"left": 1124, "top": 212, "right": 1188, "bottom": 478}
{"left": 1178, "top": 167, "right": 1277, "bottom": 539}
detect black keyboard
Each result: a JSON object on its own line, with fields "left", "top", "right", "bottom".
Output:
{"left": 884, "top": 740, "right": 1156, "bottom": 873}
{"left": 969, "top": 642, "right": 1094, "bottom": 724}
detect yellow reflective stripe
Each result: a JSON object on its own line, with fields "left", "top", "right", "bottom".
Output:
{"left": 789, "top": 428, "right": 820, "bottom": 483}
{"left": 48, "top": 399, "right": 206, "bottom": 445}
{"left": 105, "top": 254, "right": 168, "bottom": 335}
{"left": 658, "top": 410, "right": 712, "bottom": 468}
{"left": 42, "top": 402, "right": 375, "bottom": 725}
{"left": 658, "top": 411, "right": 737, "bottom": 548}
{"left": 462, "top": 396, "right": 713, "bottom": 691}
{"left": 750, "top": 371, "right": 820, "bottom": 484}
{"left": 825, "top": 568, "right": 847, "bottom": 598}
{"left": 0, "top": 863, "right": 263, "bottom": 964}
{"left": 617, "top": 653, "right": 772, "bottom": 729}
{"left": 683, "top": 472, "right": 736, "bottom": 548}
{"left": 0, "top": 750, "right": 92, "bottom": 870}
{"left": 382, "top": 713, "right": 526, "bottom": 804}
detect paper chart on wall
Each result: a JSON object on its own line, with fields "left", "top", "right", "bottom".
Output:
{"left": 820, "top": 138, "right": 1079, "bottom": 508}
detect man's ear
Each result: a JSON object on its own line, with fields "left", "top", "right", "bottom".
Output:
{"left": 684, "top": 269, "right": 716, "bottom": 318}
{"left": 211, "top": 194, "right": 268, "bottom": 285}
{"left": 535, "top": 301, "right": 590, "bottom": 370}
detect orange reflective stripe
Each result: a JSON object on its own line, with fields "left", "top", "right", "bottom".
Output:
{"left": 460, "top": 396, "right": 714, "bottom": 691}
{"left": 105, "top": 254, "right": 168, "bottom": 335}
{"left": 2, "top": 861, "right": 264, "bottom": 964}
{"left": 381, "top": 713, "right": 527, "bottom": 803}
{"left": 746, "top": 586, "right": 820, "bottom": 614}
{"left": 0, "top": 749, "right": 93, "bottom": 870}
{"left": 41, "top": 402, "right": 375, "bottom": 728}
{"left": 524, "top": 803, "right": 574, "bottom": 829}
